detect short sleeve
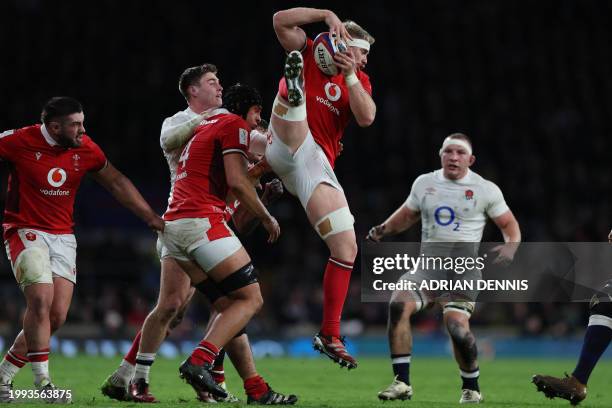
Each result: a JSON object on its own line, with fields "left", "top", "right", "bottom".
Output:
{"left": 485, "top": 181, "right": 510, "bottom": 218}
{"left": 219, "top": 117, "right": 249, "bottom": 158}
{"left": 0, "top": 128, "right": 20, "bottom": 161}
{"left": 86, "top": 138, "right": 108, "bottom": 172}
{"left": 404, "top": 175, "right": 425, "bottom": 211}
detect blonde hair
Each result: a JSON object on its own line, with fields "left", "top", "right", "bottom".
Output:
{"left": 343, "top": 20, "right": 375, "bottom": 45}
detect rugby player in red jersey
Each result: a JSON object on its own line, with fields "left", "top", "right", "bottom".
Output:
{"left": 266, "top": 7, "right": 376, "bottom": 369}
{"left": 0, "top": 96, "right": 164, "bottom": 402}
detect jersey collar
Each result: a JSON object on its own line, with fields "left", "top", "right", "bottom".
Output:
{"left": 40, "top": 124, "right": 59, "bottom": 147}
{"left": 437, "top": 168, "right": 472, "bottom": 184}
{"left": 186, "top": 107, "right": 229, "bottom": 117}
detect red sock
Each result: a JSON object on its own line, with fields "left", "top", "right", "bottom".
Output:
{"left": 321, "top": 257, "right": 354, "bottom": 337}
{"left": 190, "top": 340, "right": 219, "bottom": 366}
{"left": 211, "top": 349, "right": 225, "bottom": 383}
{"left": 6, "top": 350, "right": 29, "bottom": 368}
{"left": 244, "top": 375, "right": 269, "bottom": 400}
{"left": 124, "top": 330, "right": 142, "bottom": 365}
{"left": 26, "top": 348, "right": 49, "bottom": 363}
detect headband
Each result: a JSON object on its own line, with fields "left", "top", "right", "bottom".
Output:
{"left": 347, "top": 38, "right": 370, "bottom": 51}
{"left": 438, "top": 137, "right": 473, "bottom": 156}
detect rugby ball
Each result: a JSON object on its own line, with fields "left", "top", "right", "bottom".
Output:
{"left": 313, "top": 32, "right": 347, "bottom": 76}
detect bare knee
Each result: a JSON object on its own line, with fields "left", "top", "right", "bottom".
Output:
{"left": 329, "top": 235, "right": 358, "bottom": 262}
{"left": 27, "top": 295, "right": 52, "bottom": 319}
{"left": 229, "top": 285, "right": 263, "bottom": 314}
{"left": 49, "top": 312, "right": 67, "bottom": 332}
{"left": 388, "top": 301, "right": 412, "bottom": 329}
{"left": 152, "top": 295, "right": 184, "bottom": 324}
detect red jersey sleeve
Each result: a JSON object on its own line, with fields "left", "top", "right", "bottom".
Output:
{"left": 0, "top": 128, "right": 22, "bottom": 160}
{"left": 219, "top": 116, "right": 250, "bottom": 158}
{"left": 82, "top": 136, "right": 108, "bottom": 172}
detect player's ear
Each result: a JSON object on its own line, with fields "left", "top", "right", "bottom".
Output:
{"left": 47, "top": 121, "right": 61, "bottom": 134}
{"left": 469, "top": 155, "right": 476, "bottom": 166}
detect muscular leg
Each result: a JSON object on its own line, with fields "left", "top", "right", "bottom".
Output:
{"left": 443, "top": 310, "right": 480, "bottom": 392}
{"left": 388, "top": 291, "right": 419, "bottom": 385}
{"left": 307, "top": 184, "right": 357, "bottom": 336}
{"left": 139, "top": 258, "right": 193, "bottom": 354}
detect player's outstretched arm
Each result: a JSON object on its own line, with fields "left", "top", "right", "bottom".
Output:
{"left": 90, "top": 162, "right": 164, "bottom": 232}
{"left": 224, "top": 153, "right": 280, "bottom": 243}
{"left": 367, "top": 205, "right": 420, "bottom": 242}
{"left": 232, "top": 179, "right": 284, "bottom": 236}
{"left": 160, "top": 110, "right": 213, "bottom": 152}
{"left": 608, "top": 228, "right": 612, "bottom": 243}
{"left": 490, "top": 210, "right": 521, "bottom": 265}
{"left": 273, "top": 8, "right": 350, "bottom": 51}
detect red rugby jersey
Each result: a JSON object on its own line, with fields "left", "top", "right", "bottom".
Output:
{"left": 164, "top": 110, "right": 250, "bottom": 221}
{"left": 279, "top": 38, "right": 373, "bottom": 167}
{"left": 0, "top": 124, "right": 107, "bottom": 236}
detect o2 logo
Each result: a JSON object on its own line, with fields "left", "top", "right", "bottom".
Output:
{"left": 434, "top": 206, "right": 460, "bottom": 231}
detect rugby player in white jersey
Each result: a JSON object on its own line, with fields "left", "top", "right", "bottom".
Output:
{"left": 368, "top": 133, "right": 521, "bottom": 404}
{"left": 101, "top": 66, "right": 295, "bottom": 404}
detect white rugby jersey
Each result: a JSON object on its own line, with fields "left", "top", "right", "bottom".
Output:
{"left": 405, "top": 169, "right": 509, "bottom": 242}
{"left": 160, "top": 107, "right": 201, "bottom": 194}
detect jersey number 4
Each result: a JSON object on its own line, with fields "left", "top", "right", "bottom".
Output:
{"left": 179, "top": 138, "right": 195, "bottom": 169}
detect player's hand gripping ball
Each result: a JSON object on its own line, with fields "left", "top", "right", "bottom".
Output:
{"left": 313, "top": 32, "right": 347, "bottom": 76}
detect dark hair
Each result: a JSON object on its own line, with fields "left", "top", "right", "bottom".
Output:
{"left": 41, "top": 96, "right": 83, "bottom": 124}
{"left": 221, "top": 83, "right": 262, "bottom": 119}
{"left": 178, "top": 63, "right": 218, "bottom": 99}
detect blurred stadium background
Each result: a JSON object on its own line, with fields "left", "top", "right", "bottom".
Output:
{"left": 1, "top": 0, "right": 611, "bottom": 365}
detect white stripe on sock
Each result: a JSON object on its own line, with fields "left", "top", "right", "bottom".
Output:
{"left": 391, "top": 356, "right": 411, "bottom": 364}
{"left": 588, "top": 314, "right": 612, "bottom": 330}
{"left": 460, "top": 369, "right": 480, "bottom": 379}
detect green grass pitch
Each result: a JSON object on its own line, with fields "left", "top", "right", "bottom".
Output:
{"left": 9, "top": 356, "right": 612, "bottom": 407}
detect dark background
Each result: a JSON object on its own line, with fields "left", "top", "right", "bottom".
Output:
{"left": 0, "top": 0, "right": 610, "bottom": 341}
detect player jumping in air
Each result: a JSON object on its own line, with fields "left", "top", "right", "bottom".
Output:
{"left": 267, "top": 7, "right": 376, "bottom": 369}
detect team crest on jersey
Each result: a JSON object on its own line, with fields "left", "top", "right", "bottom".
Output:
{"left": 47, "top": 168, "right": 67, "bottom": 188}
{"left": 465, "top": 190, "right": 474, "bottom": 200}
{"left": 324, "top": 82, "right": 342, "bottom": 102}
{"left": 25, "top": 232, "right": 37, "bottom": 241}
{"left": 239, "top": 128, "right": 248, "bottom": 146}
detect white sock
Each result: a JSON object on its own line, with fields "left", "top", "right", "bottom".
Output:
{"left": 133, "top": 353, "right": 156, "bottom": 383}
{"left": 272, "top": 95, "right": 307, "bottom": 121}
{"left": 32, "top": 361, "right": 49, "bottom": 386}
{"left": 110, "top": 360, "right": 135, "bottom": 385}
{"left": 0, "top": 357, "right": 22, "bottom": 384}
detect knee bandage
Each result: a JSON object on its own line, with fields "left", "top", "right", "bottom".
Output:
{"left": 218, "top": 263, "right": 259, "bottom": 294}
{"left": 14, "top": 247, "right": 52, "bottom": 289}
{"left": 271, "top": 95, "right": 306, "bottom": 122}
{"left": 315, "top": 207, "right": 355, "bottom": 240}
{"left": 443, "top": 301, "right": 475, "bottom": 317}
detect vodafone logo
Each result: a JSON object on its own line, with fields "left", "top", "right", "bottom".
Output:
{"left": 47, "top": 168, "right": 67, "bottom": 188}
{"left": 324, "top": 83, "right": 342, "bottom": 102}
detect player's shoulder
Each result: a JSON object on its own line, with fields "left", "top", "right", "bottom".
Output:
{"left": 470, "top": 170, "right": 499, "bottom": 189}
{"left": 217, "top": 111, "right": 247, "bottom": 128}
{"left": 78, "top": 134, "right": 103, "bottom": 152}
{"left": 414, "top": 171, "right": 437, "bottom": 185}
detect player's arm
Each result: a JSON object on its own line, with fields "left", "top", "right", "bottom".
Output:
{"left": 490, "top": 210, "right": 521, "bottom": 265}
{"left": 334, "top": 51, "right": 376, "bottom": 127}
{"left": 367, "top": 205, "right": 421, "bottom": 242}
{"left": 232, "top": 179, "right": 284, "bottom": 236}
{"left": 608, "top": 228, "right": 612, "bottom": 243}
{"left": 160, "top": 111, "right": 212, "bottom": 152}
{"left": 224, "top": 153, "right": 280, "bottom": 243}
{"left": 273, "top": 7, "right": 350, "bottom": 51}
{"left": 90, "top": 162, "right": 164, "bottom": 232}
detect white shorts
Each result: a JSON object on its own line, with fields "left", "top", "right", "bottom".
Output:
{"left": 266, "top": 128, "right": 343, "bottom": 208}
{"left": 160, "top": 216, "right": 243, "bottom": 272}
{"left": 4, "top": 229, "right": 77, "bottom": 284}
